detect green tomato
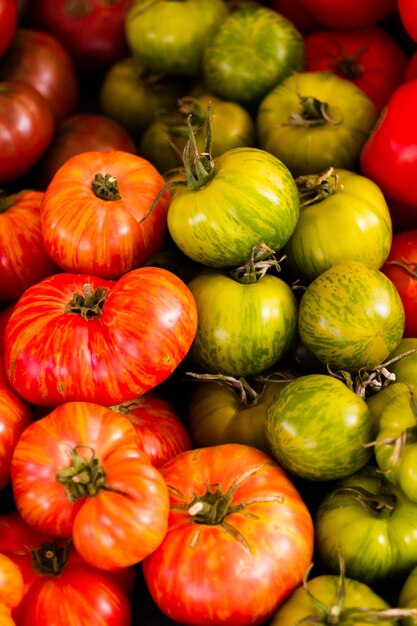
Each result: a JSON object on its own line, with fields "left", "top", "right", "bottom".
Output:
{"left": 399, "top": 565, "right": 417, "bottom": 626}
{"left": 257, "top": 71, "right": 379, "bottom": 177}
{"left": 265, "top": 373, "right": 374, "bottom": 481}
{"left": 366, "top": 382, "right": 410, "bottom": 431}
{"left": 125, "top": 0, "right": 228, "bottom": 77}
{"left": 202, "top": 5, "right": 304, "bottom": 107}
{"left": 386, "top": 337, "right": 417, "bottom": 386}
{"left": 315, "top": 466, "right": 417, "bottom": 584}
{"left": 298, "top": 261, "right": 405, "bottom": 373}
{"left": 285, "top": 168, "right": 392, "bottom": 282}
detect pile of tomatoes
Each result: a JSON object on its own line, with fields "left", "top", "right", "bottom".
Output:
{"left": 3, "top": 0, "right": 417, "bottom": 624}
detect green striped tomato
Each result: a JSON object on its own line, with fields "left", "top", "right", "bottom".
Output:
{"left": 265, "top": 373, "right": 375, "bottom": 481}
{"left": 297, "top": 261, "right": 405, "bottom": 373}
{"left": 167, "top": 147, "right": 300, "bottom": 268}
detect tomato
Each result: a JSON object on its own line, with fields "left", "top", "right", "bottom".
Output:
{"left": 399, "top": 0, "right": 417, "bottom": 43}
{"left": 0, "top": 29, "right": 79, "bottom": 124}
{"left": 268, "top": 0, "right": 319, "bottom": 35}
{"left": 40, "top": 150, "right": 169, "bottom": 278}
{"left": 109, "top": 391, "right": 192, "bottom": 468}
{"left": 315, "top": 466, "right": 417, "bottom": 584}
{"left": 381, "top": 230, "right": 417, "bottom": 337}
{"left": 257, "top": 71, "right": 378, "bottom": 177}
{"left": 0, "top": 0, "right": 17, "bottom": 58}
{"left": 297, "top": 261, "right": 405, "bottom": 373}
{"left": 0, "top": 605, "right": 16, "bottom": 626}
{"left": 11, "top": 401, "right": 169, "bottom": 570}
{"left": 4, "top": 268, "right": 197, "bottom": 407}
{"left": 399, "top": 565, "right": 417, "bottom": 626}
{"left": 35, "top": 115, "right": 136, "bottom": 189}
{"left": 304, "top": 27, "right": 408, "bottom": 113}
{"left": 202, "top": 6, "right": 304, "bottom": 107}
{"left": 300, "top": 0, "right": 397, "bottom": 29}
{"left": 285, "top": 168, "right": 392, "bottom": 282}
{"left": 0, "top": 81, "right": 54, "bottom": 186}
{"left": 167, "top": 146, "right": 300, "bottom": 268}
{"left": 143, "top": 443, "right": 314, "bottom": 626}
{"left": 0, "top": 305, "right": 14, "bottom": 353}
{"left": 360, "top": 80, "right": 417, "bottom": 212}
{"left": 386, "top": 337, "right": 417, "bottom": 386}
{"left": 125, "top": 0, "right": 228, "bottom": 77}
{"left": 0, "top": 553, "right": 24, "bottom": 610}
{"left": 265, "top": 373, "right": 374, "bottom": 481}
{"left": 405, "top": 49, "right": 417, "bottom": 82}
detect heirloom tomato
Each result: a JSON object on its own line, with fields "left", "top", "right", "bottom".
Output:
{"left": 202, "top": 6, "right": 304, "bottom": 107}
{"left": 0, "top": 190, "right": 59, "bottom": 304}
{"left": 4, "top": 267, "right": 197, "bottom": 407}
{"left": 386, "top": 337, "right": 417, "bottom": 386}
{"left": 297, "top": 261, "right": 405, "bottom": 373}
{"left": 125, "top": 0, "right": 228, "bottom": 77}
{"left": 0, "top": 553, "right": 23, "bottom": 611}
{"left": 167, "top": 146, "right": 300, "bottom": 268}
{"left": 315, "top": 466, "right": 417, "bottom": 584}
{"left": 143, "top": 443, "right": 314, "bottom": 626}
{"left": 40, "top": 150, "right": 169, "bottom": 278}
{"left": 285, "top": 168, "right": 392, "bottom": 282}
{"left": 304, "top": 27, "right": 408, "bottom": 112}
{"left": 257, "top": 71, "right": 378, "bottom": 177}
{"left": 400, "top": 565, "right": 417, "bottom": 626}
{"left": 300, "top": 0, "right": 397, "bottom": 29}
{"left": 0, "top": 0, "right": 17, "bottom": 58}
{"left": 265, "top": 374, "right": 374, "bottom": 481}
{"left": 11, "top": 401, "right": 169, "bottom": 570}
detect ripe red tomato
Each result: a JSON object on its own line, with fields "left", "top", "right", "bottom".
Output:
{"left": 4, "top": 268, "right": 198, "bottom": 407}
{"left": 0, "top": 0, "right": 17, "bottom": 58}
{"left": 381, "top": 229, "right": 417, "bottom": 337}
{"left": 399, "top": 0, "right": 417, "bottom": 42}
{"left": 304, "top": 27, "right": 408, "bottom": 112}
{"left": 40, "top": 150, "right": 168, "bottom": 278}
{"left": 299, "top": 0, "right": 397, "bottom": 29}
{"left": 0, "top": 81, "right": 54, "bottom": 186}
{"left": 0, "top": 190, "right": 59, "bottom": 304}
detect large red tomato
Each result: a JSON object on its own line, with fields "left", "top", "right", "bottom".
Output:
{"left": 299, "top": 0, "right": 397, "bottom": 29}
{"left": 143, "top": 443, "right": 314, "bottom": 626}
{"left": 0, "top": 81, "right": 54, "bottom": 186}
{"left": 398, "top": 0, "right": 417, "bottom": 43}
{"left": 0, "top": 0, "right": 17, "bottom": 58}
{"left": 0, "top": 190, "right": 59, "bottom": 304}
{"left": 4, "top": 268, "right": 197, "bottom": 407}
{"left": 40, "top": 150, "right": 168, "bottom": 278}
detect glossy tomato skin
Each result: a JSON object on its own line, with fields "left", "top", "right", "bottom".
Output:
{"left": 257, "top": 71, "right": 378, "bottom": 177}
{"left": 40, "top": 150, "right": 169, "bottom": 278}
{"left": 265, "top": 374, "right": 375, "bottom": 481}
{"left": 143, "top": 443, "right": 314, "bottom": 626}
{"left": 0, "top": 81, "right": 54, "bottom": 186}
{"left": 4, "top": 268, "right": 197, "bottom": 407}
{"left": 0, "top": 29, "right": 79, "bottom": 124}
{"left": 297, "top": 261, "right": 405, "bottom": 372}
{"left": 381, "top": 230, "right": 417, "bottom": 337}
{"left": 0, "top": 190, "right": 59, "bottom": 304}
{"left": 0, "top": 0, "right": 17, "bottom": 58}
{"left": 304, "top": 27, "right": 408, "bottom": 112}
{"left": 300, "top": 0, "right": 397, "bottom": 29}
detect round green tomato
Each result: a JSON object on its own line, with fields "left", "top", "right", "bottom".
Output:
{"left": 256, "top": 71, "right": 378, "bottom": 177}
{"left": 265, "top": 373, "right": 374, "bottom": 481}
{"left": 202, "top": 5, "right": 304, "bottom": 107}
{"left": 386, "top": 337, "right": 417, "bottom": 386}
{"left": 315, "top": 467, "right": 417, "bottom": 584}
{"left": 285, "top": 168, "right": 392, "bottom": 282}
{"left": 188, "top": 270, "right": 298, "bottom": 377}
{"left": 125, "top": 0, "right": 228, "bottom": 77}
{"left": 270, "top": 573, "right": 392, "bottom": 626}
{"left": 399, "top": 565, "right": 417, "bottom": 626}
{"left": 298, "top": 261, "right": 405, "bottom": 373}
{"left": 167, "top": 147, "right": 300, "bottom": 267}
{"left": 366, "top": 382, "right": 409, "bottom": 431}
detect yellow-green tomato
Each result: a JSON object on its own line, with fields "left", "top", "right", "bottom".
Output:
{"left": 399, "top": 565, "right": 417, "bottom": 626}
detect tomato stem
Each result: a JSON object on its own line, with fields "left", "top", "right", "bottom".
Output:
{"left": 30, "top": 540, "right": 71, "bottom": 577}
{"left": 331, "top": 44, "right": 367, "bottom": 80}
{"left": 296, "top": 168, "right": 339, "bottom": 207}
{"left": 91, "top": 172, "right": 121, "bottom": 201}
{"left": 230, "top": 243, "right": 286, "bottom": 284}
{"left": 64, "top": 284, "right": 109, "bottom": 320}
{"left": 55, "top": 445, "right": 107, "bottom": 501}
{"left": 283, "top": 83, "right": 342, "bottom": 127}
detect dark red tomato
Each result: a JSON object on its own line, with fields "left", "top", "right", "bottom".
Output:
{"left": 399, "top": 0, "right": 417, "bottom": 43}
{"left": 0, "top": 81, "right": 54, "bottom": 186}
{"left": 0, "top": 305, "right": 14, "bottom": 353}
{"left": 0, "top": 29, "right": 79, "bottom": 124}
{"left": 268, "top": 0, "right": 319, "bottom": 34}
{"left": 0, "top": 0, "right": 17, "bottom": 58}
{"left": 35, "top": 114, "right": 136, "bottom": 189}
{"left": 110, "top": 391, "right": 192, "bottom": 468}
{"left": 299, "top": 0, "right": 397, "bottom": 29}
{"left": 304, "top": 27, "right": 408, "bottom": 112}
{"left": 381, "top": 229, "right": 417, "bottom": 337}
{"left": 405, "top": 49, "right": 417, "bottom": 81}
{"left": 26, "top": 0, "right": 133, "bottom": 74}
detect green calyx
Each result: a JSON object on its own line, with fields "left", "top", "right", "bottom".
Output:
{"left": 55, "top": 445, "right": 107, "bottom": 502}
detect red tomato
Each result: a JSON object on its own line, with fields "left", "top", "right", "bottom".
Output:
{"left": 0, "top": 553, "right": 24, "bottom": 610}
{"left": 299, "top": 0, "right": 397, "bottom": 29}
{"left": 0, "top": 81, "right": 54, "bottom": 186}
{"left": 40, "top": 150, "right": 168, "bottom": 278}
{"left": 35, "top": 114, "right": 137, "bottom": 189}
{"left": 0, "top": 190, "right": 59, "bottom": 304}
{"left": 0, "top": 0, "right": 17, "bottom": 58}
{"left": 268, "top": 0, "right": 319, "bottom": 34}
{"left": 143, "top": 443, "right": 314, "bottom": 626}
{"left": 381, "top": 229, "right": 417, "bottom": 337}
{"left": 304, "top": 27, "right": 408, "bottom": 112}
{"left": 0, "top": 29, "right": 79, "bottom": 124}
{"left": 405, "top": 48, "right": 417, "bottom": 81}
{"left": 399, "top": 0, "right": 417, "bottom": 43}
{"left": 360, "top": 80, "right": 417, "bottom": 215}
{"left": 110, "top": 391, "right": 192, "bottom": 468}
{"left": 0, "top": 305, "right": 14, "bottom": 353}
{"left": 4, "top": 268, "right": 198, "bottom": 407}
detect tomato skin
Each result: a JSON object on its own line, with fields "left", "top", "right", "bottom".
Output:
{"left": 0, "top": 0, "right": 17, "bottom": 58}
{"left": 143, "top": 443, "right": 314, "bottom": 626}
{"left": 297, "top": 261, "right": 405, "bottom": 373}
{"left": 300, "top": 0, "right": 397, "bottom": 29}
{"left": 399, "top": 0, "right": 417, "bottom": 43}
{"left": 0, "top": 553, "right": 24, "bottom": 610}
{"left": 4, "top": 268, "right": 197, "bottom": 407}
{"left": 304, "top": 27, "right": 408, "bottom": 112}
{"left": 399, "top": 565, "right": 417, "bottom": 626}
